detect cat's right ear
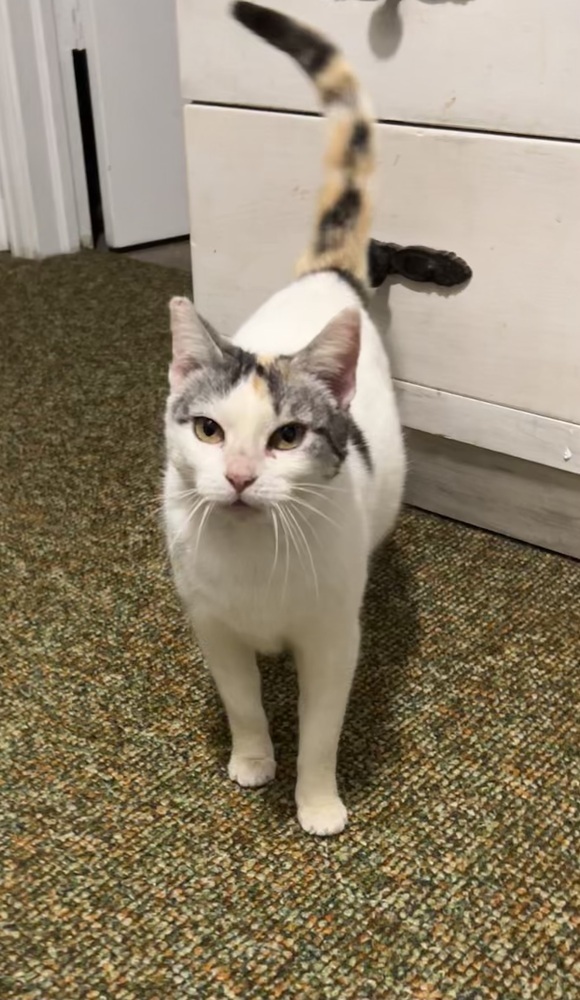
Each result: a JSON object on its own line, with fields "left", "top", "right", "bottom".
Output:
{"left": 168, "top": 297, "right": 222, "bottom": 391}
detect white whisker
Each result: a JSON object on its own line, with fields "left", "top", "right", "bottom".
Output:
{"left": 149, "top": 486, "right": 200, "bottom": 507}
{"left": 288, "top": 496, "right": 342, "bottom": 532}
{"left": 277, "top": 504, "right": 291, "bottom": 600}
{"left": 169, "top": 497, "right": 206, "bottom": 554}
{"left": 292, "top": 481, "right": 347, "bottom": 494}
{"left": 193, "top": 501, "right": 214, "bottom": 561}
{"left": 291, "top": 485, "right": 342, "bottom": 510}
{"left": 284, "top": 504, "right": 319, "bottom": 599}
{"left": 278, "top": 505, "right": 302, "bottom": 591}
{"left": 149, "top": 486, "right": 201, "bottom": 519}
{"left": 268, "top": 506, "right": 280, "bottom": 588}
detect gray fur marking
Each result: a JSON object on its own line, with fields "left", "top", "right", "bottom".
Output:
{"left": 171, "top": 342, "right": 373, "bottom": 477}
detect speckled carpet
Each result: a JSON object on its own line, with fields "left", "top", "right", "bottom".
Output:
{"left": 1, "top": 252, "right": 579, "bottom": 999}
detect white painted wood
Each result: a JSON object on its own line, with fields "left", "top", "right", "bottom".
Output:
{"left": 405, "top": 431, "right": 580, "bottom": 561}
{"left": 81, "top": 0, "right": 189, "bottom": 247}
{"left": 0, "top": 181, "right": 8, "bottom": 251}
{"left": 184, "top": 105, "right": 580, "bottom": 425}
{"left": 0, "top": 0, "right": 81, "bottom": 257}
{"left": 177, "top": 0, "right": 580, "bottom": 141}
{"left": 395, "top": 382, "right": 580, "bottom": 477}
{"left": 52, "top": 0, "right": 92, "bottom": 247}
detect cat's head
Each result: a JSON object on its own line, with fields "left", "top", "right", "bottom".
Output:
{"left": 165, "top": 296, "right": 360, "bottom": 512}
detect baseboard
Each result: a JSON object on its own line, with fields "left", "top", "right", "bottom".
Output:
{"left": 405, "top": 430, "right": 580, "bottom": 560}
{"left": 396, "top": 381, "right": 580, "bottom": 476}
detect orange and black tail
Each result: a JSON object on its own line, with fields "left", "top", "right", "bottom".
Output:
{"left": 232, "top": 2, "right": 374, "bottom": 285}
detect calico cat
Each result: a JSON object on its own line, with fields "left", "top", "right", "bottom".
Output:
{"left": 163, "top": 1, "right": 406, "bottom": 836}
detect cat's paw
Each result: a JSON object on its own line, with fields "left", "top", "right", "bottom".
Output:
{"left": 228, "top": 754, "right": 276, "bottom": 788}
{"left": 297, "top": 796, "right": 348, "bottom": 837}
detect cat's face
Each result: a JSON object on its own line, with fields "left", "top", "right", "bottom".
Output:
{"left": 165, "top": 297, "right": 361, "bottom": 514}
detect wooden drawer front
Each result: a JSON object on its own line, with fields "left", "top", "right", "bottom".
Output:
{"left": 178, "top": 0, "right": 580, "bottom": 141}
{"left": 185, "top": 105, "right": 580, "bottom": 426}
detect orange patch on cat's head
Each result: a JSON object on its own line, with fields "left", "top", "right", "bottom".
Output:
{"left": 251, "top": 356, "right": 275, "bottom": 399}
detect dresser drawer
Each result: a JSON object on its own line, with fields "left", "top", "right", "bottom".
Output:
{"left": 178, "top": 0, "right": 580, "bottom": 140}
{"left": 185, "top": 104, "right": 580, "bottom": 427}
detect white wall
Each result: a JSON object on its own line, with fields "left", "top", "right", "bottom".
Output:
{"left": 0, "top": 0, "right": 82, "bottom": 257}
{"left": 79, "top": 0, "right": 189, "bottom": 247}
{"left": 0, "top": 0, "right": 187, "bottom": 256}
{"left": 0, "top": 182, "right": 8, "bottom": 251}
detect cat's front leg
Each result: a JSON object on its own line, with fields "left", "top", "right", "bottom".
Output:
{"left": 294, "top": 618, "right": 360, "bottom": 837}
{"left": 197, "top": 619, "right": 276, "bottom": 788}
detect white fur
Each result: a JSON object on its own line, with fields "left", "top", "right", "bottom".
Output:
{"left": 164, "top": 272, "right": 405, "bottom": 836}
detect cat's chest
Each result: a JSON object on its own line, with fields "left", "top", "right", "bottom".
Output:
{"left": 174, "top": 517, "right": 315, "bottom": 648}
{"left": 168, "top": 498, "right": 367, "bottom": 650}
{"left": 193, "top": 568, "right": 295, "bottom": 654}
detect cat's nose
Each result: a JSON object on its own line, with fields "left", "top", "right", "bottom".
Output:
{"left": 226, "top": 473, "right": 257, "bottom": 495}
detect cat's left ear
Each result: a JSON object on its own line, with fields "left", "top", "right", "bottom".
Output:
{"left": 295, "top": 307, "right": 361, "bottom": 408}
{"left": 168, "top": 296, "right": 223, "bottom": 391}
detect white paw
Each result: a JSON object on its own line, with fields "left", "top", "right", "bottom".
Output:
{"left": 297, "top": 796, "right": 348, "bottom": 837}
{"left": 228, "top": 754, "right": 276, "bottom": 788}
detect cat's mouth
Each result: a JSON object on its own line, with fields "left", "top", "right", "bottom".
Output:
{"left": 215, "top": 494, "right": 268, "bottom": 515}
{"left": 227, "top": 497, "right": 262, "bottom": 514}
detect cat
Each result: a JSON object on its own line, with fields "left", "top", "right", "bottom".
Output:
{"left": 163, "top": 1, "right": 406, "bottom": 836}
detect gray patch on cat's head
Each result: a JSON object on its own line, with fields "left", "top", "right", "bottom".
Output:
{"left": 171, "top": 340, "right": 256, "bottom": 420}
{"left": 169, "top": 328, "right": 372, "bottom": 476}
{"left": 280, "top": 371, "right": 350, "bottom": 475}
{"left": 267, "top": 361, "right": 373, "bottom": 477}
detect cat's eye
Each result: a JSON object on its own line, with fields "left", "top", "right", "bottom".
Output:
{"left": 193, "top": 417, "right": 224, "bottom": 444}
{"left": 268, "top": 423, "right": 306, "bottom": 451}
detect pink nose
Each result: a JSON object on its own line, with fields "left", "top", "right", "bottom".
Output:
{"left": 226, "top": 472, "right": 256, "bottom": 494}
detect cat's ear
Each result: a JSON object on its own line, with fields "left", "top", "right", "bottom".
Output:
{"left": 296, "top": 307, "right": 361, "bottom": 408}
{"left": 168, "top": 296, "right": 222, "bottom": 391}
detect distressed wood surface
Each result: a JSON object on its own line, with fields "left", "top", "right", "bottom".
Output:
{"left": 406, "top": 431, "right": 580, "bottom": 561}
{"left": 178, "top": 0, "right": 580, "bottom": 141}
{"left": 396, "top": 382, "right": 580, "bottom": 477}
{"left": 185, "top": 105, "right": 580, "bottom": 424}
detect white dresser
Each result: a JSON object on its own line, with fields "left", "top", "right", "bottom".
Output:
{"left": 176, "top": 0, "right": 580, "bottom": 559}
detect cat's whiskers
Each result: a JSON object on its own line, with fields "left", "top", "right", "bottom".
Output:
{"left": 165, "top": 487, "right": 201, "bottom": 503}
{"left": 292, "top": 481, "right": 348, "bottom": 494}
{"left": 277, "top": 504, "right": 302, "bottom": 597}
{"left": 193, "top": 501, "right": 215, "bottom": 561}
{"left": 149, "top": 486, "right": 201, "bottom": 518}
{"left": 149, "top": 486, "right": 200, "bottom": 506}
{"left": 274, "top": 503, "right": 291, "bottom": 600}
{"left": 169, "top": 496, "right": 207, "bottom": 554}
{"left": 283, "top": 503, "right": 319, "bottom": 599}
{"left": 288, "top": 495, "right": 342, "bottom": 532}
{"left": 288, "top": 501, "right": 318, "bottom": 543}
{"left": 291, "top": 485, "right": 343, "bottom": 510}
{"left": 268, "top": 506, "right": 280, "bottom": 589}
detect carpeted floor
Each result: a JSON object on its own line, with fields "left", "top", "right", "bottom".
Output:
{"left": 1, "top": 252, "right": 578, "bottom": 999}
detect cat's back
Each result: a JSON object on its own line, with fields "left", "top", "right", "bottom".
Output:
{"left": 233, "top": 272, "right": 361, "bottom": 355}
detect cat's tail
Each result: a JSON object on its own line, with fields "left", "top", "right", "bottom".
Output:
{"left": 232, "top": 2, "right": 374, "bottom": 286}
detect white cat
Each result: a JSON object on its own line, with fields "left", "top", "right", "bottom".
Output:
{"left": 163, "top": 2, "right": 405, "bottom": 836}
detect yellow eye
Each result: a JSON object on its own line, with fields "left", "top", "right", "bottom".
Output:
{"left": 268, "top": 423, "right": 306, "bottom": 451}
{"left": 193, "top": 417, "right": 224, "bottom": 444}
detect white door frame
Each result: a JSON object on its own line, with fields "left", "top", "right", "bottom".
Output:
{"left": 0, "top": 0, "right": 89, "bottom": 257}
{"left": 0, "top": 181, "right": 8, "bottom": 252}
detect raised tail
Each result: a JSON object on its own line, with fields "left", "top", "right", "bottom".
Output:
{"left": 232, "top": 2, "right": 374, "bottom": 286}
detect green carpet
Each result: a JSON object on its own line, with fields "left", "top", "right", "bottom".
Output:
{"left": 1, "top": 252, "right": 578, "bottom": 999}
